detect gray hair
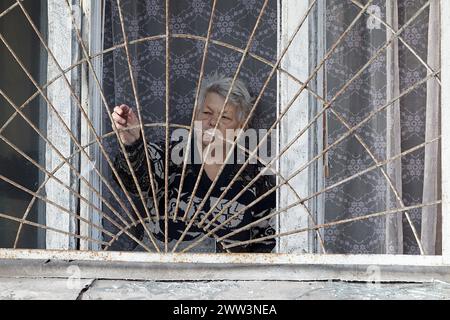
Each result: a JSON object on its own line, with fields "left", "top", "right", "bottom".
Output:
{"left": 198, "top": 73, "right": 253, "bottom": 122}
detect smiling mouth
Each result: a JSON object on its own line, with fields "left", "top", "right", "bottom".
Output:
{"left": 202, "top": 130, "right": 216, "bottom": 144}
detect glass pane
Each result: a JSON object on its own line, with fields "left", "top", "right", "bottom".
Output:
{"left": 0, "top": 0, "right": 47, "bottom": 249}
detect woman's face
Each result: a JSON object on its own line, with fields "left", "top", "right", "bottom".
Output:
{"left": 195, "top": 92, "right": 244, "bottom": 147}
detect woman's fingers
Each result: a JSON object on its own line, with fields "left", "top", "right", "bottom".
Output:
{"left": 120, "top": 104, "right": 130, "bottom": 114}
{"left": 112, "top": 112, "right": 127, "bottom": 125}
{"left": 113, "top": 104, "right": 130, "bottom": 116}
{"left": 112, "top": 105, "right": 141, "bottom": 145}
{"left": 113, "top": 106, "right": 123, "bottom": 116}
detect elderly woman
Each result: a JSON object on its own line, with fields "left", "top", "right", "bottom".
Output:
{"left": 112, "top": 74, "right": 275, "bottom": 253}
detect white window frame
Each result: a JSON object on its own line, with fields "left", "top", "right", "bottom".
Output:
{"left": 0, "top": 0, "right": 448, "bottom": 281}
{"left": 44, "top": 0, "right": 79, "bottom": 250}
{"left": 277, "top": 0, "right": 315, "bottom": 254}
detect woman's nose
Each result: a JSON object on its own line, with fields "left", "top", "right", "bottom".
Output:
{"left": 209, "top": 117, "right": 217, "bottom": 127}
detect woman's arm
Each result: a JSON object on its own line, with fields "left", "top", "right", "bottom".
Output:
{"left": 249, "top": 174, "right": 277, "bottom": 253}
{"left": 113, "top": 136, "right": 165, "bottom": 197}
{"left": 112, "top": 105, "right": 164, "bottom": 197}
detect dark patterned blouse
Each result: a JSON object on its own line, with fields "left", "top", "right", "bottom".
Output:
{"left": 112, "top": 136, "right": 276, "bottom": 253}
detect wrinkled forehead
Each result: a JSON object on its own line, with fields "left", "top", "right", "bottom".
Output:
{"left": 200, "top": 92, "right": 239, "bottom": 114}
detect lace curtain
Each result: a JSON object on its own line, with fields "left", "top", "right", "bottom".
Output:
{"left": 323, "top": 0, "right": 441, "bottom": 254}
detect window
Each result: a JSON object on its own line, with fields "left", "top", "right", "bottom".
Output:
{"left": 0, "top": 0, "right": 448, "bottom": 276}
{"left": 0, "top": 0, "right": 47, "bottom": 249}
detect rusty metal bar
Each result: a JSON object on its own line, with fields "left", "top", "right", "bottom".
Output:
{"left": 6, "top": 0, "right": 159, "bottom": 252}
{"left": 223, "top": 201, "right": 441, "bottom": 250}
{"left": 171, "top": 0, "right": 218, "bottom": 222}
{"left": 106, "top": 130, "right": 325, "bottom": 252}
{"left": 350, "top": 0, "right": 441, "bottom": 85}
{"left": 0, "top": 89, "right": 138, "bottom": 249}
{"left": 0, "top": 213, "right": 108, "bottom": 247}
{"left": 0, "top": 0, "right": 441, "bottom": 258}
{"left": 195, "top": 0, "right": 320, "bottom": 230}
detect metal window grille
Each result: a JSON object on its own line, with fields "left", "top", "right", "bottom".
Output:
{"left": 0, "top": 0, "right": 447, "bottom": 271}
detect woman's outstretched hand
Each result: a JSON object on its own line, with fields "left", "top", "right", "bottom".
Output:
{"left": 112, "top": 105, "right": 141, "bottom": 146}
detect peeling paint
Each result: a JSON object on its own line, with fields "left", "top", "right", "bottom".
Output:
{"left": 0, "top": 249, "right": 447, "bottom": 267}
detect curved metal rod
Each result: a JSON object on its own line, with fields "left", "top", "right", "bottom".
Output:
{"left": 114, "top": 0, "right": 163, "bottom": 237}
{"left": 171, "top": 0, "right": 218, "bottom": 223}
{"left": 0, "top": 35, "right": 325, "bottom": 141}
{"left": 0, "top": 212, "right": 109, "bottom": 247}
{"left": 193, "top": 133, "right": 441, "bottom": 252}
{"left": 28, "top": 122, "right": 319, "bottom": 250}
{"left": 0, "top": 131, "right": 153, "bottom": 251}
{"left": 2, "top": 1, "right": 439, "bottom": 140}
{"left": 14, "top": 123, "right": 192, "bottom": 252}
{"left": 0, "top": 89, "right": 139, "bottom": 249}
{"left": 223, "top": 200, "right": 442, "bottom": 250}
{"left": 1, "top": 1, "right": 437, "bottom": 89}
{"left": 174, "top": 0, "right": 323, "bottom": 251}
{"left": 195, "top": 0, "right": 319, "bottom": 229}
{"left": 1, "top": 0, "right": 438, "bottom": 254}
{"left": 0, "top": 173, "right": 115, "bottom": 243}
{"left": 218, "top": 134, "right": 441, "bottom": 245}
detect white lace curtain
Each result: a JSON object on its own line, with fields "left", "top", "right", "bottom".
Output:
{"left": 386, "top": 0, "right": 440, "bottom": 255}
{"left": 101, "top": 0, "right": 441, "bottom": 254}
